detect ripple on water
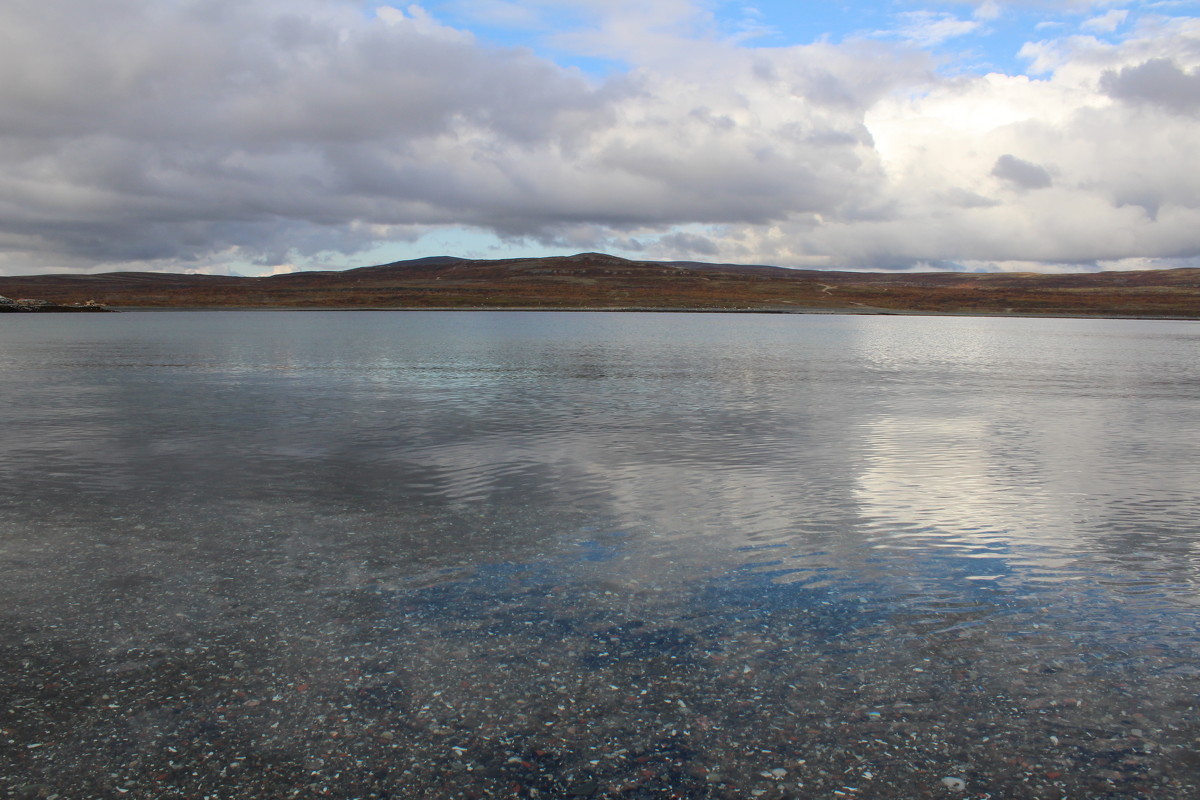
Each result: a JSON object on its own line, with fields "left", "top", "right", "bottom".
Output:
{"left": 3, "top": 313, "right": 1200, "bottom": 797}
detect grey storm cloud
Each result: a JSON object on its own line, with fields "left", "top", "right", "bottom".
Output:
{"left": 991, "top": 155, "right": 1053, "bottom": 190}
{"left": 0, "top": 0, "right": 909, "bottom": 273}
{"left": 0, "top": 0, "right": 621, "bottom": 264}
{"left": 1101, "top": 59, "right": 1200, "bottom": 115}
{"left": 655, "top": 232, "right": 720, "bottom": 256}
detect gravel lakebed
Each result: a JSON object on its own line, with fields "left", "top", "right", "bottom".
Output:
{"left": 4, "top": 523, "right": 1199, "bottom": 800}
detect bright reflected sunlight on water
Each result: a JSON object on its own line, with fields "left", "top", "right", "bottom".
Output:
{"left": 2, "top": 311, "right": 1199, "bottom": 798}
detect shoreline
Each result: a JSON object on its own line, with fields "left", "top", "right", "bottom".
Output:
{"left": 103, "top": 305, "right": 1200, "bottom": 321}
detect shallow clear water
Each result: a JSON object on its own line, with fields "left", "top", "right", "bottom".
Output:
{"left": 2, "top": 311, "right": 1199, "bottom": 798}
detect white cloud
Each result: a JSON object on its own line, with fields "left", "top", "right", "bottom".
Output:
{"left": 883, "top": 11, "right": 983, "bottom": 47}
{"left": 1081, "top": 8, "right": 1130, "bottom": 32}
{"left": 974, "top": 1, "right": 1004, "bottom": 22}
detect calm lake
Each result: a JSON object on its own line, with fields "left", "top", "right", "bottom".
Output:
{"left": 2, "top": 311, "right": 1199, "bottom": 798}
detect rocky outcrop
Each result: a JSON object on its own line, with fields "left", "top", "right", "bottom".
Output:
{"left": 0, "top": 295, "right": 112, "bottom": 312}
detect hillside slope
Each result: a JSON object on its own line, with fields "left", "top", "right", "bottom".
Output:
{"left": 2, "top": 253, "right": 1198, "bottom": 317}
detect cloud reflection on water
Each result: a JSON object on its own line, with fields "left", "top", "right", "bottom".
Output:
{"left": 4, "top": 312, "right": 1200, "bottom": 797}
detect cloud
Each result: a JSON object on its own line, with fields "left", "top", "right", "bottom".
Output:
{"left": 974, "top": 1, "right": 1004, "bottom": 22}
{"left": 1101, "top": 58, "right": 1200, "bottom": 114}
{"left": 0, "top": 0, "right": 925, "bottom": 273}
{"left": 1081, "top": 8, "right": 1129, "bottom": 33}
{"left": 0, "top": 0, "right": 619, "bottom": 271}
{"left": 991, "top": 154, "right": 1054, "bottom": 189}
{"left": 883, "top": 11, "right": 983, "bottom": 47}
{"left": 0, "top": 1, "right": 1198, "bottom": 275}
{"left": 654, "top": 231, "right": 720, "bottom": 256}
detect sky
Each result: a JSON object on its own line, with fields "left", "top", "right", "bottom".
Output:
{"left": 2, "top": 0, "right": 1199, "bottom": 276}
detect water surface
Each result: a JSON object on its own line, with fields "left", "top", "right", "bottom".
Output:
{"left": 2, "top": 311, "right": 1199, "bottom": 798}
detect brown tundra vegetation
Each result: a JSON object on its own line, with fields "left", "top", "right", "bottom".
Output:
{"left": 2, "top": 253, "right": 1198, "bottom": 317}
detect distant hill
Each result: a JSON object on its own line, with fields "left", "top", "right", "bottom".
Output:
{"left": 2, "top": 253, "right": 1198, "bottom": 317}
